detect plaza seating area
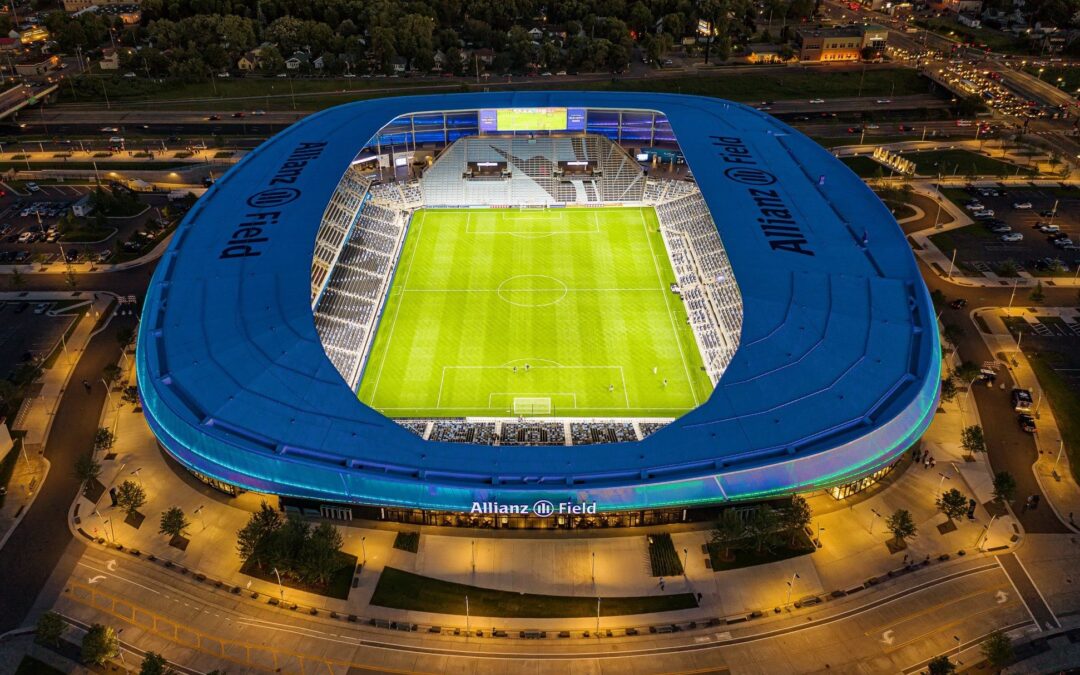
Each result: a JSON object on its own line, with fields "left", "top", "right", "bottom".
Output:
{"left": 569, "top": 422, "right": 636, "bottom": 445}
{"left": 650, "top": 185, "right": 742, "bottom": 384}
{"left": 500, "top": 422, "right": 567, "bottom": 446}
{"left": 430, "top": 421, "right": 497, "bottom": 445}
{"left": 419, "top": 134, "right": 645, "bottom": 206}
{"left": 312, "top": 183, "right": 410, "bottom": 387}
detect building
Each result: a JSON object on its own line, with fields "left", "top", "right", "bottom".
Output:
{"left": 71, "top": 193, "right": 94, "bottom": 217}
{"left": 741, "top": 43, "right": 788, "bottom": 64}
{"left": 9, "top": 25, "right": 49, "bottom": 45}
{"left": 14, "top": 53, "right": 60, "bottom": 76}
{"left": 236, "top": 51, "right": 259, "bottom": 71}
{"left": 137, "top": 92, "right": 939, "bottom": 528}
{"left": 62, "top": 0, "right": 139, "bottom": 12}
{"left": 99, "top": 47, "right": 119, "bottom": 70}
{"left": 796, "top": 24, "right": 888, "bottom": 61}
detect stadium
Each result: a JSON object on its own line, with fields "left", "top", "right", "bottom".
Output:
{"left": 137, "top": 92, "right": 940, "bottom": 528}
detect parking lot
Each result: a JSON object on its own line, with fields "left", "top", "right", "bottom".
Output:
{"left": 0, "top": 300, "right": 77, "bottom": 378}
{"left": 929, "top": 185, "right": 1080, "bottom": 278}
{"left": 0, "top": 185, "right": 171, "bottom": 266}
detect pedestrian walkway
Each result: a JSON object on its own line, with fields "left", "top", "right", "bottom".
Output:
{"left": 71, "top": 347, "right": 1023, "bottom": 633}
{"left": 974, "top": 307, "right": 1080, "bottom": 533}
{"left": 0, "top": 292, "right": 116, "bottom": 552}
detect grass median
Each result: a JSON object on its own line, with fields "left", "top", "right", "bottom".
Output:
{"left": 370, "top": 567, "right": 697, "bottom": 618}
{"left": 1028, "top": 352, "right": 1080, "bottom": 484}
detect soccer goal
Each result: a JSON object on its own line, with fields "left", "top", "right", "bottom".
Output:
{"left": 513, "top": 397, "right": 552, "bottom": 415}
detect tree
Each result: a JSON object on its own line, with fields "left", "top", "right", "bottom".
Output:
{"left": 930, "top": 289, "right": 946, "bottom": 311}
{"left": 961, "top": 425, "right": 986, "bottom": 457}
{"left": 710, "top": 509, "right": 746, "bottom": 560}
{"left": 122, "top": 384, "right": 139, "bottom": 407}
{"left": 926, "top": 654, "right": 956, "bottom": 674}
{"left": 940, "top": 376, "right": 957, "bottom": 403}
{"left": 747, "top": 505, "right": 782, "bottom": 553}
{"left": 94, "top": 427, "right": 115, "bottom": 453}
{"left": 9, "top": 266, "right": 25, "bottom": 290}
{"left": 981, "top": 629, "right": 1014, "bottom": 669}
{"left": 954, "top": 361, "right": 981, "bottom": 383}
{"left": 941, "top": 322, "right": 965, "bottom": 349}
{"left": 782, "top": 495, "right": 812, "bottom": 545}
{"left": 81, "top": 623, "right": 119, "bottom": 665}
{"left": 74, "top": 453, "right": 101, "bottom": 484}
{"left": 36, "top": 611, "right": 65, "bottom": 646}
{"left": 236, "top": 501, "right": 283, "bottom": 568}
{"left": 65, "top": 270, "right": 79, "bottom": 291}
{"left": 102, "top": 364, "right": 122, "bottom": 388}
{"left": 1029, "top": 280, "right": 1045, "bottom": 303}
{"left": 159, "top": 507, "right": 190, "bottom": 539}
{"left": 993, "top": 471, "right": 1017, "bottom": 503}
{"left": 116, "top": 327, "right": 136, "bottom": 351}
{"left": 937, "top": 488, "right": 968, "bottom": 525}
{"left": 886, "top": 508, "right": 917, "bottom": 547}
{"left": 115, "top": 480, "right": 146, "bottom": 517}
{"left": 300, "top": 521, "right": 344, "bottom": 584}
{"left": 140, "top": 651, "right": 172, "bottom": 675}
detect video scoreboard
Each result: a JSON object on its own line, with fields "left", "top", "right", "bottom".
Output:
{"left": 479, "top": 108, "right": 586, "bottom": 132}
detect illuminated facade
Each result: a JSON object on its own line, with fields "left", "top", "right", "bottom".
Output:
{"left": 137, "top": 92, "right": 939, "bottom": 518}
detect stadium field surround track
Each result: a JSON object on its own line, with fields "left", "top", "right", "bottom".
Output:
{"left": 357, "top": 207, "right": 712, "bottom": 419}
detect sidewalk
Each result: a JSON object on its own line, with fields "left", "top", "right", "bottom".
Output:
{"left": 974, "top": 307, "right": 1080, "bottom": 532}
{"left": 0, "top": 293, "right": 116, "bottom": 551}
{"left": 70, "top": 345, "right": 1022, "bottom": 633}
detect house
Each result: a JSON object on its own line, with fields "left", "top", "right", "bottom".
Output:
{"left": 15, "top": 53, "right": 60, "bottom": 76}
{"left": 471, "top": 48, "right": 495, "bottom": 65}
{"left": 957, "top": 13, "right": 981, "bottom": 27}
{"left": 390, "top": 55, "right": 407, "bottom": 73}
{"left": 100, "top": 46, "right": 119, "bottom": 70}
{"left": 237, "top": 51, "right": 259, "bottom": 71}
{"left": 312, "top": 55, "right": 324, "bottom": 70}
{"left": 0, "top": 37, "right": 19, "bottom": 52}
{"left": 942, "top": 0, "right": 983, "bottom": 13}
{"left": 71, "top": 193, "right": 94, "bottom": 217}
{"left": 285, "top": 51, "right": 309, "bottom": 70}
{"left": 527, "top": 27, "right": 544, "bottom": 40}
{"left": 795, "top": 24, "right": 888, "bottom": 62}
{"left": 63, "top": 0, "right": 140, "bottom": 12}
{"left": 741, "top": 43, "right": 788, "bottom": 64}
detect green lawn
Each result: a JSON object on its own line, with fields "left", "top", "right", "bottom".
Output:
{"left": 358, "top": 207, "right": 710, "bottom": 419}
{"left": 841, "top": 155, "right": 891, "bottom": 178}
{"left": 906, "top": 150, "right": 1033, "bottom": 177}
{"left": 370, "top": 567, "right": 698, "bottom": 617}
{"left": 1028, "top": 353, "right": 1080, "bottom": 484}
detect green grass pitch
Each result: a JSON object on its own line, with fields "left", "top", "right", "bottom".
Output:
{"left": 357, "top": 207, "right": 712, "bottom": 419}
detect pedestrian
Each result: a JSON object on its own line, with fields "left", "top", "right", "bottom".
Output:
{"left": 652, "top": 366, "right": 658, "bottom": 375}
{"left": 658, "top": 577, "right": 664, "bottom": 589}
{"left": 697, "top": 592, "right": 703, "bottom": 602}
{"left": 923, "top": 456, "right": 930, "bottom": 469}
{"left": 662, "top": 378, "right": 668, "bottom": 387}
{"left": 513, "top": 366, "right": 517, "bottom": 373}
{"left": 608, "top": 384, "right": 614, "bottom": 392}
{"left": 82, "top": 379, "right": 91, "bottom": 393}
{"left": 930, "top": 457, "right": 936, "bottom": 469}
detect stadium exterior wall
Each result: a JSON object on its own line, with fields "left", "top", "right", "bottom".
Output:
{"left": 136, "top": 91, "right": 940, "bottom": 514}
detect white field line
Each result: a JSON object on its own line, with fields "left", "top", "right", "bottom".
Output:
{"left": 638, "top": 208, "right": 699, "bottom": 407}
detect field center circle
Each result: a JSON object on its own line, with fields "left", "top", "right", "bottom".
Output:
{"left": 497, "top": 275, "right": 568, "bottom": 307}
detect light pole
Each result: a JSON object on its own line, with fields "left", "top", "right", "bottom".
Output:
{"left": 596, "top": 597, "right": 601, "bottom": 636}
{"left": 869, "top": 508, "right": 883, "bottom": 534}
{"left": 465, "top": 594, "right": 470, "bottom": 636}
{"left": 683, "top": 547, "right": 688, "bottom": 575}
{"left": 953, "top": 634, "right": 962, "bottom": 664}
{"left": 977, "top": 514, "right": 998, "bottom": 550}
{"left": 1053, "top": 440, "right": 1065, "bottom": 478}
{"left": 272, "top": 567, "right": 285, "bottom": 603}
{"left": 785, "top": 572, "right": 801, "bottom": 605}
{"left": 471, "top": 539, "right": 476, "bottom": 573}
{"left": 591, "top": 551, "right": 595, "bottom": 583}
{"left": 1007, "top": 278, "right": 1018, "bottom": 314}
{"left": 937, "top": 471, "right": 952, "bottom": 494}
{"left": 93, "top": 508, "right": 115, "bottom": 543}
{"left": 193, "top": 505, "right": 205, "bottom": 531}
{"left": 361, "top": 536, "right": 367, "bottom": 566}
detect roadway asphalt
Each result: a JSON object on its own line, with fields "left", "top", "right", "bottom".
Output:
{"left": 0, "top": 309, "right": 136, "bottom": 633}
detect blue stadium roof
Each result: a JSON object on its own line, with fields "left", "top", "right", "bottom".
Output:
{"left": 137, "top": 91, "right": 940, "bottom": 512}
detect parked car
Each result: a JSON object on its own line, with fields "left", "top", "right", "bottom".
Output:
{"left": 1039, "top": 209, "right": 1056, "bottom": 217}
{"left": 1012, "top": 201, "right": 1033, "bottom": 209}
{"left": 33, "top": 302, "right": 48, "bottom": 314}
{"left": 1000, "top": 232, "right": 1023, "bottom": 242}
{"left": 25, "top": 182, "right": 40, "bottom": 192}
{"left": 1017, "top": 413, "right": 1037, "bottom": 433}
{"left": 989, "top": 224, "right": 1011, "bottom": 233}
{"left": 950, "top": 298, "right": 967, "bottom": 309}
{"left": 1011, "top": 388, "right": 1033, "bottom": 412}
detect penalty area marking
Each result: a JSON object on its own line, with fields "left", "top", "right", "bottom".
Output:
{"left": 464, "top": 210, "right": 600, "bottom": 237}
{"left": 434, "top": 364, "right": 631, "bottom": 411}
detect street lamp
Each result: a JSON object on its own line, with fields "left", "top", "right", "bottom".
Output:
{"left": 361, "top": 536, "right": 367, "bottom": 566}
{"left": 785, "top": 572, "right": 801, "bottom": 605}
{"left": 272, "top": 567, "right": 285, "bottom": 603}
{"left": 869, "top": 508, "right": 883, "bottom": 534}
{"left": 937, "top": 471, "right": 952, "bottom": 494}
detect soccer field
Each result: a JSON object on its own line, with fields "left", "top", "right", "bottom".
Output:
{"left": 357, "top": 207, "right": 712, "bottom": 419}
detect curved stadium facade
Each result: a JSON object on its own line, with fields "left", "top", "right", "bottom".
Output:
{"left": 137, "top": 92, "right": 940, "bottom": 525}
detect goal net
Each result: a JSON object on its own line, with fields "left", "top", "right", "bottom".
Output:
{"left": 513, "top": 397, "right": 552, "bottom": 415}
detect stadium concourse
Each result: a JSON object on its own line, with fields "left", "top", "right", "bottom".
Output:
{"left": 136, "top": 92, "right": 939, "bottom": 525}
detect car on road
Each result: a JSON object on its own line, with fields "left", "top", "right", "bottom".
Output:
{"left": 207, "top": 115, "right": 221, "bottom": 121}
{"left": 950, "top": 298, "right": 967, "bottom": 309}
{"left": 989, "top": 224, "right": 1011, "bottom": 233}
{"left": 808, "top": 98, "right": 825, "bottom": 104}
{"left": 1039, "top": 209, "right": 1057, "bottom": 217}
{"left": 252, "top": 110, "right": 266, "bottom": 115}
{"left": 25, "top": 182, "right": 40, "bottom": 192}
{"left": 897, "top": 124, "right": 914, "bottom": 131}
{"left": 1011, "top": 388, "right": 1033, "bottom": 412}
{"left": 1017, "top": 413, "right": 1037, "bottom": 433}
{"left": 232, "top": 112, "right": 245, "bottom": 118}
{"left": 1012, "top": 201, "right": 1033, "bottom": 209}
{"left": 875, "top": 99, "right": 892, "bottom": 104}
{"left": 33, "top": 302, "right": 48, "bottom": 314}
{"left": 100, "top": 126, "right": 119, "bottom": 133}
{"left": 865, "top": 123, "right": 879, "bottom": 129}
{"left": 1000, "top": 232, "right": 1023, "bottom": 242}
